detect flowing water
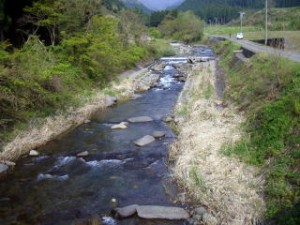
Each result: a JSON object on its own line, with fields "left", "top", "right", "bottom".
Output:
{"left": 0, "top": 46, "right": 215, "bottom": 225}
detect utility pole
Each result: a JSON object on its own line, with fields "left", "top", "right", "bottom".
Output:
{"left": 238, "top": 12, "right": 245, "bottom": 33}
{"left": 265, "top": 0, "right": 268, "bottom": 45}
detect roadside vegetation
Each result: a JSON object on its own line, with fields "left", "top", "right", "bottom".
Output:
{"left": 204, "top": 25, "right": 261, "bottom": 36}
{"left": 214, "top": 40, "right": 300, "bottom": 225}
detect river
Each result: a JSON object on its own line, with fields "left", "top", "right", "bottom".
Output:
{"left": 0, "top": 45, "right": 215, "bottom": 225}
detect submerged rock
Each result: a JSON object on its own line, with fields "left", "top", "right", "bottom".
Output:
{"left": 134, "top": 135, "right": 155, "bottom": 147}
{"left": 152, "top": 131, "right": 166, "bottom": 138}
{"left": 29, "top": 150, "right": 39, "bottom": 156}
{"left": 128, "top": 116, "right": 153, "bottom": 123}
{"left": 110, "top": 198, "right": 118, "bottom": 208}
{"left": 136, "top": 205, "right": 189, "bottom": 220}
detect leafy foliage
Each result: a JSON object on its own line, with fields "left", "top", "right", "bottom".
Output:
{"left": 0, "top": 0, "right": 150, "bottom": 147}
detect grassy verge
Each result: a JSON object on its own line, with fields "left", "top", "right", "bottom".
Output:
{"left": 214, "top": 40, "right": 300, "bottom": 224}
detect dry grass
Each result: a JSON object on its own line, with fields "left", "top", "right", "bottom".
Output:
{"left": 0, "top": 67, "right": 149, "bottom": 161}
{"left": 170, "top": 61, "right": 265, "bottom": 224}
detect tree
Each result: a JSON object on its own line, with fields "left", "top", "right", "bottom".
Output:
{"left": 159, "top": 11, "right": 204, "bottom": 43}
{"left": 24, "top": 0, "right": 64, "bottom": 45}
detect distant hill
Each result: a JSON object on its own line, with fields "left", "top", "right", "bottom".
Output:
{"left": 177, "top": 0, "right": 300, "bottom": 23}
{"left": 120, "top": 0, "right": 153, "bottom": 13}
{"left": 139, "top": 0, "right": 185, "bottom": 11}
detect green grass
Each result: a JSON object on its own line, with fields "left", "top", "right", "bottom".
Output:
{"left": 190, "top": 167, "right": 206, "bottom": 190}
{"left": 204, "top": 25, "right": 261, "bottom": 36}
{"left": 214, "top": 40, "right": 300, "bottom": 224}
{"left": 203, "top": 83, "right": 214, "bottom": 99}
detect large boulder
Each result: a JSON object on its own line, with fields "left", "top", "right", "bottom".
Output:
{"left": 134, "top": 135, "right": 155, "bottom": 147}
{"left": 136, "top": 205, "right": 189, "bottom": 220}
{"left": 135, "top": 73, "right": 160, "bottom": 92}
{"left": 128, "top": 116, "right": 153, "bottom": 123}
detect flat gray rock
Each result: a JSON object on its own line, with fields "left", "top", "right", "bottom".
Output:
{"left": 128, "top": 116, "right": 153, "bottom": 123}
{"left": 137, "top": 205, "right": 189, "bottom": 220}
{"left": 115, "top": 205, "right": 138, "bottom": 218}
{"left": 134, "top": 135, "right": 155, "bottom": 147}
{"left": 152, "top": 131, "right": 165, "bottom": 138}
{"left": 0, "top": 163, "right": 9, "bottom": 174}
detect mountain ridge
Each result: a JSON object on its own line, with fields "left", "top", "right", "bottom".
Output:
{"left": 121, "top": 0, "right": 185, "bottom": 11}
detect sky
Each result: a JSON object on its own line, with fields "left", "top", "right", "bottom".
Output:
{"left": 139, "top": 0, "right": 185, "bottom": 10}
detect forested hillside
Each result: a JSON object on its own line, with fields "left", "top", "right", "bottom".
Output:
{"left": 178, "top": 0, "right": 300, "bottom": 23}
{"left": 120, "top": 0, "right": 152, "bottom": 14}
{"left": 0, "top": 0, "right": 151, "bottom": 147}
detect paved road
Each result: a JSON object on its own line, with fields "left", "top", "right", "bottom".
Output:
{"left": 221, "top": 37, "right": 300, "bottom": 63}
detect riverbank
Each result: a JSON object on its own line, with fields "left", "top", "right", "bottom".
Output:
{"left": 213, "top": 40, "right": 300, "bottom": 224}
{"left": 0, "top": 64, "right": 154, "bottom": 162}
{"left": 170, "top": 60, "right": 265, "bottom": 224}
